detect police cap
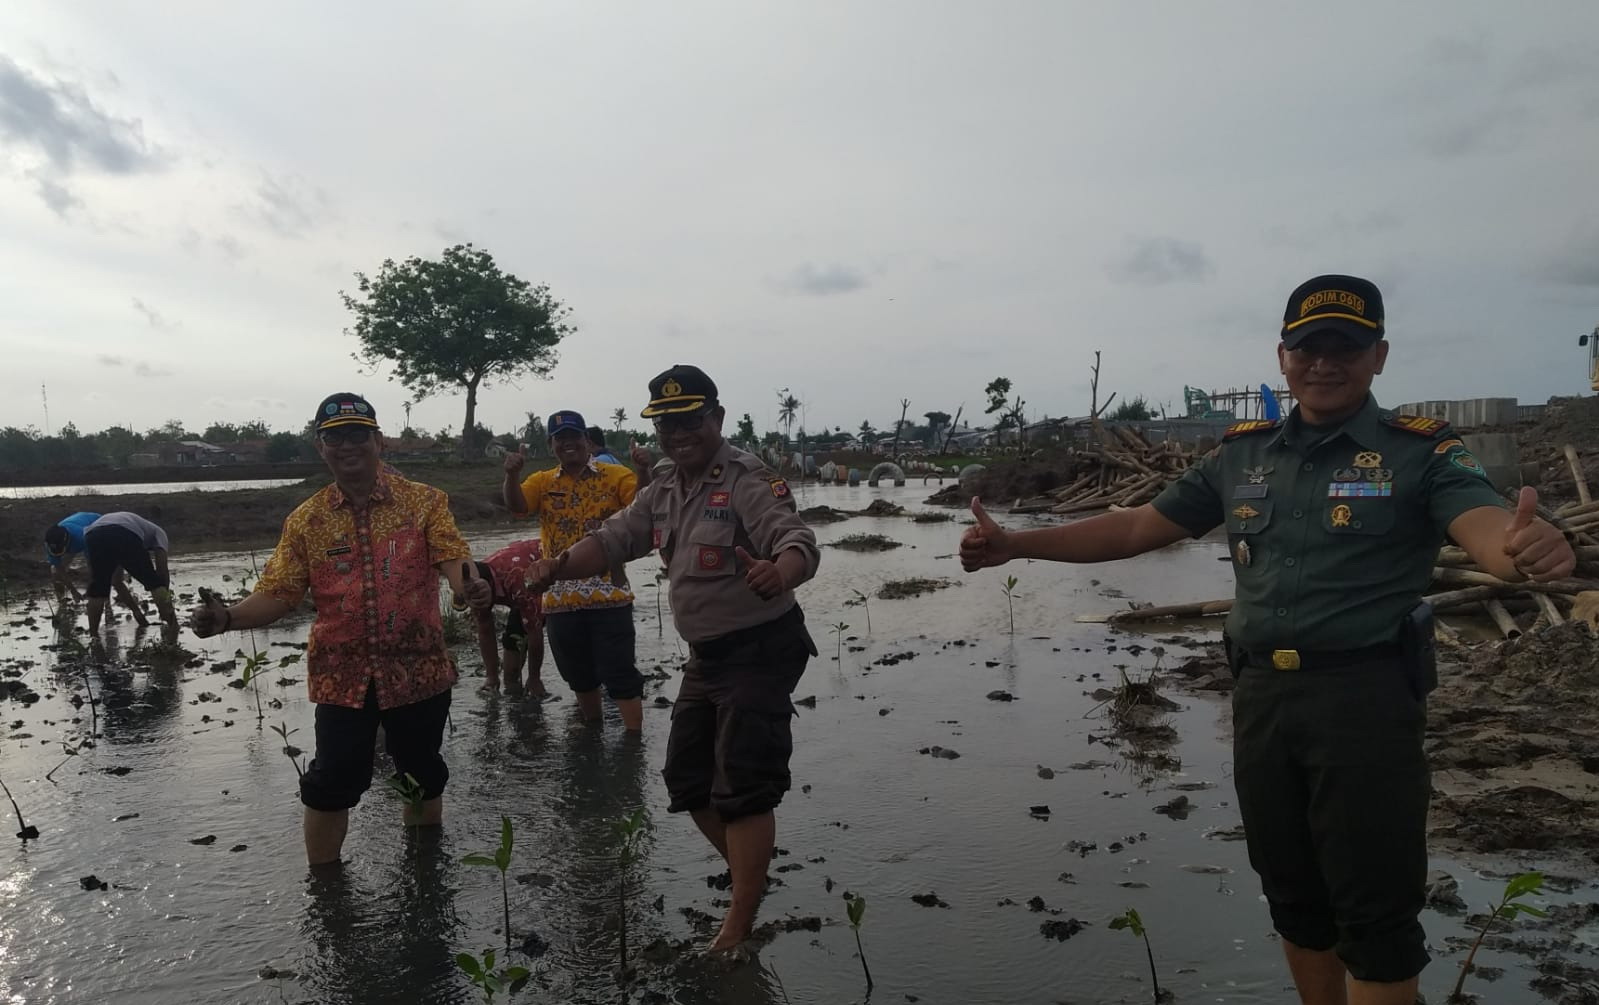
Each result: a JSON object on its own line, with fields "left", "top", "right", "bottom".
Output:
{"left": 641, "top": 365, "right": 719, "bottom": 418}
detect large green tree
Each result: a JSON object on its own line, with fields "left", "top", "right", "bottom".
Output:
{"left": 341, "top": 244, "right": 573, "bottom": 454}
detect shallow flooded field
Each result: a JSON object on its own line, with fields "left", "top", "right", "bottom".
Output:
{"left": 0, "top": 484, "right": 1591, "bottom": 1004}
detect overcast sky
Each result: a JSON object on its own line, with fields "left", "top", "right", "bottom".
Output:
{"left": 1, "top": 1, "right": 1596, "bottom": 441}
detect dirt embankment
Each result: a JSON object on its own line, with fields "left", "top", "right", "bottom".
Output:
{"left": 1506, "top": 396, "right": 1599, "bottom": 507}
{"left": 0, "top": 462, "right": 523, "bottom": 591}
{"left": 1427, "top": 621, "right": 1599, "bottom": 862}
{"left": 926, "top": 450, "right": 1088, "bottom": 507}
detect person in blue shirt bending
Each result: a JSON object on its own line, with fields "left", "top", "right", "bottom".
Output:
{"left": 44, "top": 511, "right": 146, "bottom": 624}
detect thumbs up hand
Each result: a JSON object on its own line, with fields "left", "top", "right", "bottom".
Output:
{"left": 188, "top": 587, "right": 232, "bottom": 638}
{"left": 1504, "top": 487, "right": 1576, "bottom": 582}
{"left": 960, "top": 497, "right": 1015, "bottom": 572}
{"left": 735, "top": 546, "right": 786, "bottom": 599}
{"left": 629, "top": 438, "right": 655, "bottom": 469}
{"left": 462, "top": 561, "right": 495, "bottom": 610}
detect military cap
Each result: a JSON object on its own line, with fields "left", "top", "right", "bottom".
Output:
{"left": 1281, "top": 275, "right": 1385, "bottom": 349}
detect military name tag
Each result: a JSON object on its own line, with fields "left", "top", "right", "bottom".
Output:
{"left": 1233, "top": 484, "right": 1268, "bottom": 499}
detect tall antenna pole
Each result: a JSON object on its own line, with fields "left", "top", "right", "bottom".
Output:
{"left": 41, "top": 384, "right": 50, "bottom": 437}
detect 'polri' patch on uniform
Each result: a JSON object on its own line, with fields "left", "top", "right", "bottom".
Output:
{"left": 1223, "top": 420, "right": 1282, "bottom": 440}
{"left": 1385, "top": 414, "right": 1448, "bottom": 437}
{"left": 768, "top": 478, "right": 790, "bottom": 498}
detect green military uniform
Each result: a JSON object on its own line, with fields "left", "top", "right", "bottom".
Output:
{"left": 1150, "top": 393, "right": 1506, "bottom": 982}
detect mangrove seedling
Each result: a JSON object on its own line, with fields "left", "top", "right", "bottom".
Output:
{"left": 455, "top": 947, "right": 529, "bottom": 1003}
{"left": 1450, "top": 871, "right": 1547, "bottom": 1002}
{"left": 1001, "top": 575, "right": 1020, "bottom": 635}
{"left": 271, "top": 721, "right": 306, "bottom": 777}
{"left": 1109, "top": 908, "right": 1164, "bottom": 1003}
{"left": 848, "top": 588, "right": 872, "bottom": 633}
{"left": 612, "top": 807, "right": 652, "bottom": 980}
{"left": 236, "top": 650, "right": 270, "bottom": 726}
{"left": 0, "top": 769, "right": 39, "bottom": 840}
{"left": 44, "top": 739, "right": 86, "bottom": 784}
{"left": 463, "top": 815, "right": 516, "bottom": 954}
{"left": 831, "top": 622, "right": 849, "bottom": 662}
{"left": 845, "top": 892, "right": 873, "bottom": 992}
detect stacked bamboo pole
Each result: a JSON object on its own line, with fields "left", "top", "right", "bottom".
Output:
{"left": 1007, "top": 428, "right": 1197, "bottom": 516}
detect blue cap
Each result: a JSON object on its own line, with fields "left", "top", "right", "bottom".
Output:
{"left": 547, "top": 411, "right": 586, "bottom": 437}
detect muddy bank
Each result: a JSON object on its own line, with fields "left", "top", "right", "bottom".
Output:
{"left": 925, "top": 450, "right": 1082, "bottom": 506}
{"left": 1428, "top": 621, "right": 1599, "bottom": 863}
{"left": 0, "top": 461, "right": 524, "bottom": 590}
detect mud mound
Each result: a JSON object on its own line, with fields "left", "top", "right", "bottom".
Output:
{"left": 830, "top": 534, "right": 902, "bottom": 552}
{"left": 1427, "top": 622, "right": 1599, "bottom": 861}
{"left": 860, "top": 500, "right": 905, "bottom": 517}
{"left": 878, "top": 578, "right": 955, "bottom": 600}
{"left": 799, "top": 505, "right": 851, "bottom": 524}
{"left": 1464, "top": 620, "right": 1599, "bottom": 696}
{"left": 1430, "top": 786, "right": 1599, "bottom": 856}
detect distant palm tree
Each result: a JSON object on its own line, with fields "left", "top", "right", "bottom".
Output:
{"left": 778, "top": 393, "right": 801, "bottom": 443}
{"left": 610, "top": 407, "right": 627, "bottom": 431}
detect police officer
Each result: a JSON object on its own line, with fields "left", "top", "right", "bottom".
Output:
{"left": 528, "top": 364, "right": 820, "bottom": 954}
{"left": 960, "top": 275, "right": 1574, "bottom": 1005}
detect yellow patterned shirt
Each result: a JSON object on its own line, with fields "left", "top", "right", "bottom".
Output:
{"left": 517, "top": 460, "right": 637, "bottom": 612}
{"left": 256, "top": 473, "right": 471, "bottom": 709}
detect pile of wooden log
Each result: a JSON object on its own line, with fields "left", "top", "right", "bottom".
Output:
{"left": 1009, "top": 427, "right": 1196, "bottom": 515}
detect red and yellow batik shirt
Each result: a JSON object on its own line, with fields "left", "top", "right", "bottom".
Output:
{"left": 256, "top": 474, "right": 471, "bottom": 709}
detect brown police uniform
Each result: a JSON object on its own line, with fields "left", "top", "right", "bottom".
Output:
{"left": 592, "top": 371, "right": 820, "bottom": 821}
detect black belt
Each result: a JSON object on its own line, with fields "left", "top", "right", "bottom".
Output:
{"left": 1237, "top": 642, "right": 1401, "bottom": 672}
{"left": 690, "top": 605, "right": 803, "bottom": 660}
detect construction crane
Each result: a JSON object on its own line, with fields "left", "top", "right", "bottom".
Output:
{"left": 1581, "top": 325, "right": 1599, "bottom": 391}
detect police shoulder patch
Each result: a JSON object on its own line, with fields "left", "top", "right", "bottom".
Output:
{"left": 1384, "top": 414, "right": 1450, "bottom": 438}
{"left": 1222, "top": 419, "right": 1283, "bottom": 441}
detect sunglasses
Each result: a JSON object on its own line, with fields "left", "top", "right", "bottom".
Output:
{"left": 652, "top": 412, "right": 710, "bottom": 434}
{"left": 1287, "top": 339, "right": 1370, "bottom": 363}
{"left": 319, "top": 426, "right": 375, "bottom": 446}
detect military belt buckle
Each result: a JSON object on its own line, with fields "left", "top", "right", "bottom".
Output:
{"left": 1271, "top": 649, "right": 1301, "bottom": 671}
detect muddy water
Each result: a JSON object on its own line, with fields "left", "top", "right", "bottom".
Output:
{"left": 3, "top": 478, "right": 305, "bottom": 499}
{"left": 0, "top": 483, "right": 1590, "bottom": 1004}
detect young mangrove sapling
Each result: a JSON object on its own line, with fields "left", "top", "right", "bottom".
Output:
{"left": 462, "top": 815, "right": 516, "bottom": 953}
{"left": 845, "top": 892, "right": 873, "bottom": 992}
{"left": 1109, "top": 907, "right": 1166, "bottom": 1003}
{"left": 1450, "top": 871, "right": 1546, "bottom": 1002}
{"left": 831, "top": 622, "right": 849, "bottom": 662}
{"left": 455, "top": 947, "right": 530, "bottom": 1003}
{"left": 1001, "top": 575, "right": 1020, "bottom": 635}
{"left": 271, "top": 721, "right": 306, "bottom": 777}
{"left": 848, "top": 588, "right": 872, "bottom": 633}
{"left": 612, "top": 807, "right": 652, "bottom": 981}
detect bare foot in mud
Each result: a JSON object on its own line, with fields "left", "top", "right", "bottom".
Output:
{"left": 706, "top": 912, "right": 755, "bottom": 956}
{"left": 480, "top": 676, "right": 500, "bottom": 694}
{"left": 702, "top": 934, "right": 752, "bottom": 962}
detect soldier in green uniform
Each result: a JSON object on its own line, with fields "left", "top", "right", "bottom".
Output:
{"left": 528, "top": 365, "right": 820, "bottom": 955}
{"left": 960, "top": 275, "right": 1575, "bottom": 1005}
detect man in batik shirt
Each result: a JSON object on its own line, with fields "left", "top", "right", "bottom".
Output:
{"left": 189, "top": 392, "right": 490, "bottom": 866}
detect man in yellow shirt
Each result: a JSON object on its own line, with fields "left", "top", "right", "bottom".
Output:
{"left": 503, "top": 410, "right": 645, "bottom": 730}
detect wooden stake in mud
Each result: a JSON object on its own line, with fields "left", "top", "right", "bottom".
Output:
{"left": 1565, "top": 444, "right": 1592, "bottom": 506}
{"left": 0, "top": 771, "right": 39, "bottom": 840}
